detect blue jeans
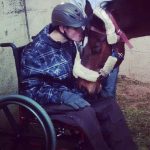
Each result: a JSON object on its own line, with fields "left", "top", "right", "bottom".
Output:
{"left": 100, "top": 66, "right": 119, "bottom": 98}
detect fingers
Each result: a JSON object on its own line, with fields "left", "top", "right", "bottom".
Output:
{"left": 70, "top": 103, "right": 80, "bottom": 110}
{"left": 75, "top": 99, "right": 91, "bottom": 108}
{"left": 67, "top": 99, "right": 91, "bottom": 110}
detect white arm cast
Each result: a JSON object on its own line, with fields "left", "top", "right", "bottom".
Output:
{"left": 93, "top": 7, "right": 118, "bottom": 44}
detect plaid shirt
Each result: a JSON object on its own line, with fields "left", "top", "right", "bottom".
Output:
{"left": 20, "top": 24, "right": 77, "bottom": 104}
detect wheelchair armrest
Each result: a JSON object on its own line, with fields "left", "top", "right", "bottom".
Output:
{"left": 0, "top": 43, "right": 17, "bottom": 50}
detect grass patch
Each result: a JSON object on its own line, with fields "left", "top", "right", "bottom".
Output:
{"left": 117, "top": 76, "right": 150, "bottom": 150}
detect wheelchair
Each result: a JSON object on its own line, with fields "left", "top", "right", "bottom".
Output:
{"left": 0, "top": 43, "right": 86, "bottom": 150}
{"left": 0, "top": 95, "right": 56, "bottom": 150}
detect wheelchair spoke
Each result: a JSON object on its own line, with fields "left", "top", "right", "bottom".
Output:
{"left": 0, "top": 95, "right": 56, "bottom": 150}
{"left": 3, "top": 106, "right": 20, "bottom": 134}
{"left": 0, "top": 129, "right": 46, "bottom": 150}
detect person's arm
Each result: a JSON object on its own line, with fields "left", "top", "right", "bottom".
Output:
{"left": 31, "top": 80, "right": 70, "bottom": 104}
{"left": 21, "top": 42, "right": 71, "bottom": 104}
{"left": 21, "top": 42, "right": 90, "bottom": 109}
{"left": 22, "top": 75, "right": 91, "bottom": 109}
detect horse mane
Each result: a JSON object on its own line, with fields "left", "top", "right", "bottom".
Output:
{"left": 86, "top": 0, "right": 150, "bottom": 38}
{"left": 106, "top": 0, "right": 150, "bottom": 28}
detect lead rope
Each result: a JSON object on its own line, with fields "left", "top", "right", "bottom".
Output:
{"left": 108, "top": 12, "right": 133, "bottom": 49}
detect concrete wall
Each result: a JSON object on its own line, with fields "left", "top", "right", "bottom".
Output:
{"left": 0, "top": 0, "right": 28, "bottom": 95}
{"left": 0, "top": 0, "right": 150, "bottom": 95}
{"left": 0, "top": 0, "right": 62, "bottom": 95}
{"left": 119, "top": 36, "right": 150, "bottom": 83}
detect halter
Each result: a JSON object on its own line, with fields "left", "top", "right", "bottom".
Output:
{"left": 73, "top": 14, "right": 121, "bottom": 82}
{"left": 90, "top": 26, "right": 106, "bottom": 36}
{"left": 108, "top": 12, "right": 133, "bottom": 49}
{"left": 73, "top": 45, "right": 117, "bottom": 82}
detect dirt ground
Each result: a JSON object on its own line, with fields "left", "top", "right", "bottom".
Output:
{"left": 0, "top": 75, "right": 150, "bottom": 150}
{"left": 116, "top": 76, "right": 150, "bottom": 150}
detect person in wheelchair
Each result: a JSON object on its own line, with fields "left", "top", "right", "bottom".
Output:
{"left": 20, "top": 2, "right": 137, "bottom": 150}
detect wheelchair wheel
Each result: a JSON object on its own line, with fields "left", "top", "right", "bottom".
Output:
{"left": 0, "top": 94, "right": 56, "bottom": 150}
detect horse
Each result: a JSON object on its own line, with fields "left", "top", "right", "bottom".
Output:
{"left": 76, "top": 0, "right": 150, "bottom": 95}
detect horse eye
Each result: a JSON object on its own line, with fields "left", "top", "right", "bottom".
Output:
{"left": 92, "top": 46, "right": 101, "bottom": 54}
{"left": 95, "top": 42, "right": 101, "bottom": 47}
{"left": 90, "top": 42, "right": 101, "bottom": 54}
{"left": 94, "top": 47, "right": 101, "bottom": 53}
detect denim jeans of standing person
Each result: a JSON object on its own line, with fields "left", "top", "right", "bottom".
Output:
{"left": 100, "top": 49, "right": 123, "bottom": 98}
{"left": 100, "top": 66, "right": 119, "bottom": 98}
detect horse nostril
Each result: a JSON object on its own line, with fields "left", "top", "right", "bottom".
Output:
{"left": 78, "top": 84, "right": 88, "bottom": 94}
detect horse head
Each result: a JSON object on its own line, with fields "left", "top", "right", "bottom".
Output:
{"left": 75, "top": 0, "right": 150, "bottom": 96}
{"left": 77, "top": 23, "right": 124, "bottom": 95}
{"left": 77, "top": 26, "right": 111, "bottom": 94}
{"left": 75, "top": 1, "right": 127, "bottom": 95}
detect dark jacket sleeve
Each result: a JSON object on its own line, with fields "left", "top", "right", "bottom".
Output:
{"left": 20, "top": 42, "right": 75, "bottom": 105}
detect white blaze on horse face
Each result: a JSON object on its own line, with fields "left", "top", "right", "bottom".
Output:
{"left": 93, "top": 6, "right": 118, "bottom": 44}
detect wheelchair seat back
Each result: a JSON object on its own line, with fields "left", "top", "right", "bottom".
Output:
{"left": 0, "top": 42, "right": 86, "bottom": 150}
{"left": 0, "top": 43, "right": 35, "bottom": 119}
{"left": 0, "top": 43, "right": 29, "bottom": 91}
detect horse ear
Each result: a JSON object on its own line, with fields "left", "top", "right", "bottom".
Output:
{"left": 85, "top": 0, "right": 93, "bottom": 16}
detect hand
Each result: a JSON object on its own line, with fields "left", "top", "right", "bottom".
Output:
{"left": 61, "top": 91, "right": 91, "bottom": 110}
